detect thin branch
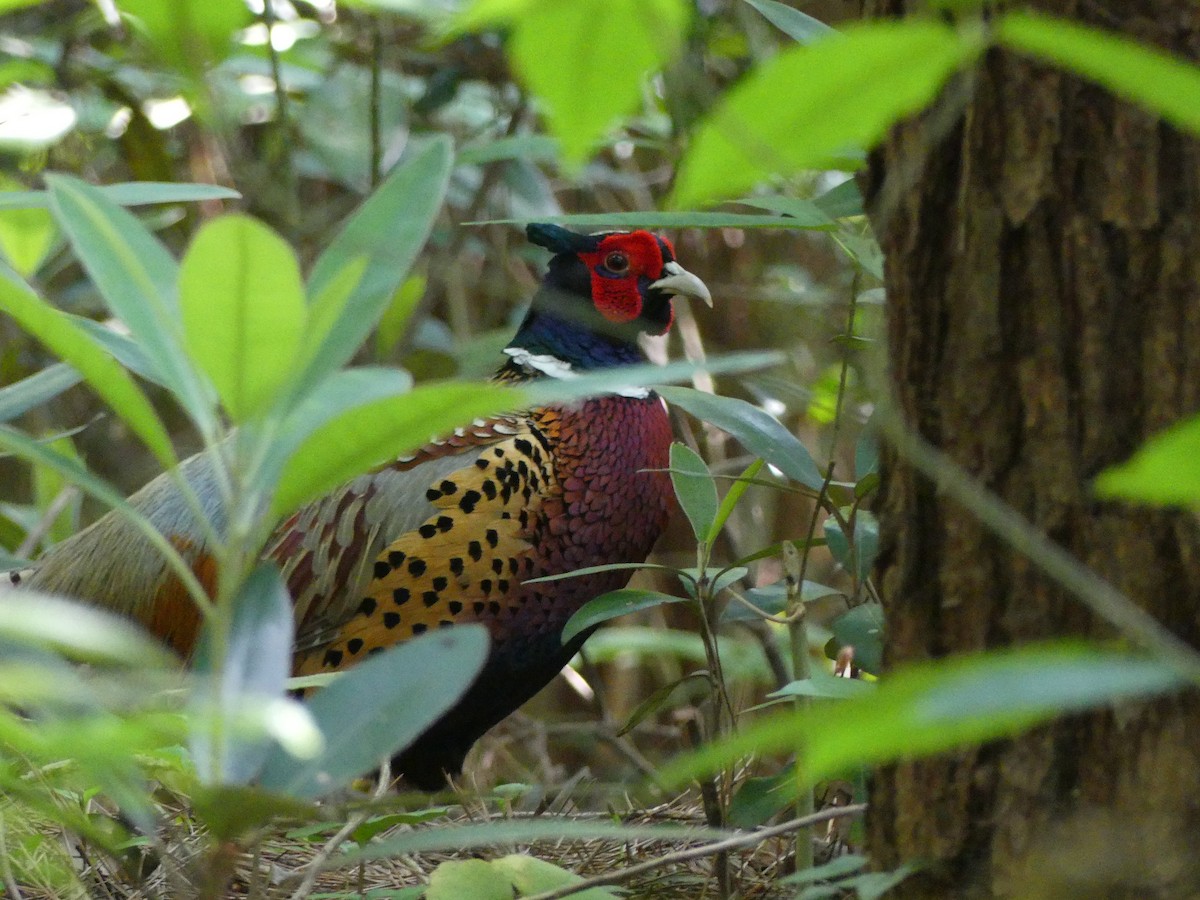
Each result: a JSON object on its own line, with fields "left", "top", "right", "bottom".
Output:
{"left": 521, "top": 804, "right": 868, "bottom": 900}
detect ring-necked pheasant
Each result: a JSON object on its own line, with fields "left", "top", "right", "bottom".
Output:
{"left": 13, "top": 223, "right": 711, "bottom": 789}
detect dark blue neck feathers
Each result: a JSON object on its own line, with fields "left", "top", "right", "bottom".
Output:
{"left": 509, "top": 307, "right": 645, "bottom": 370}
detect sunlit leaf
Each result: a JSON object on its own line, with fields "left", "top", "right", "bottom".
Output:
{"left": 671, "top": 21, "right": 982, "bottom": 208}
{"left": 180, "top": 215, "right": 306, "bottom": 420}
{"left": 743, "top": 0, "right": 835, "bottom": 44}
{"left": 0, "top": 175, "right": 56, "bottom": 276}
{"left": 458, "top": 0, "right": 688, "bottom": 164}
{"left": 1094, "top": 413, "right": 1200, "bottom": 505}
{"left": 118, "top": 0, "right": 250, "bottom": 77}
{"left": 997, "top": 12, "right": 1200, "bottom": 136}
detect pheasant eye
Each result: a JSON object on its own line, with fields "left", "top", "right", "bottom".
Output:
{"left": 604, "top": 251, "right": 630, "bottom": 273}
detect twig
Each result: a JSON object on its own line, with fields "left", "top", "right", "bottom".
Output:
{"left": 521, "top": 804, "right": 867, "bottom": 900}
{"left": 15, "top": 484, "right": 77, "bottom": 558}
{"left": 285, "top": 761, "right": 392, "bottom": 900}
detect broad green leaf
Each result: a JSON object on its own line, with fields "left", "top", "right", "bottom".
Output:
{"left": 660, "top": 642, "right": 1187, "bottom": 788}
{"left": 1093, "top": 413, "right": 1200, "bottom": 505}
{"left": 180, "top": 215, "right": 306, "bottom": 420}
{"left": 427, "top": 859, "right": 505, "bottom": 900}
{"left": 459, "top": 0, "right": 688, "bottom": 164}
{"left": 744, "top": 0, "right": 835, "bottom": 44}
{"left": 813, "top": 178, "right": 864, "bottom": 219}
{"left": 561, "top": 588, "right": 687, "bottom": 645}
{"left": 257, "top": 625, "right": 489, "bottom": 799}
{"left": 708, "top": 458, "right": 764, "bottom": 544}
{"left": 671, "top": 21, "right": 983, "bottom": 208}
{"left": 457, "top": 134, "right": 559, "bottom": 166}
{"left": 302, "top": 139, "right": 452, "bottom": 395}
{"left": 997, "top": 12, "right": 1200, "bottom": 136}
{"left": 0, "top": 272, "right": 175, "bottom": 466}
{"left": 657, "top": 385, "right": 823, "bottom": 489}
{"left": 781, "top": 853, "right": 868, "bottom": 886}
{"left": 0, "top": 182, "right": 240, "bottom": 210}
{"left": 45, "top": 174, "right": 213, "bottom": 423}
{"left": 670, "top": 442, "right": 718, "bottom": 543}
{"left": 728, "top": 769, "right": 795, "bottom": 828}
{"left": 191, "top": 565, "right": 296, "bottom": 785}
{"left": 679, "top": 565, "right": 747, "bottom": 600}
{"left": 855, "top": 428, "right": 879, "bottom": 479}
{"left": 271, "top": 379, "right": 519, "bottom": 518}
{"left": 828, "top": 602, "right": 883, "bottom": 675}
{"left": 720, "top": 578, "right": 842, "bottom": 623}
{"left": 495, "top": 855, "right": 621, "bottom": 900}
{"left": 0, "top": 591, "right": 176, "bottom": 668}
{"left": 0, "top": 175, "right": 56, "bottom": 276}
{"left": 0, "top": 364, "right": 81, "bottom": 423}
{"left": 119, "top": 0, "right": 250, "bottom": 77}
{"left": 191, "top": 784, "right": 319, "bottom": 843}
{"left": 823, "top": 509, "right": 879, "bottom": 581}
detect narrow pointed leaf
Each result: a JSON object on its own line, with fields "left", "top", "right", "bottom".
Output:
{"left": 302, "top": 139, "right": 452, "bottom": 394}
{"left": 0, "top": 272, "right": 175, "bottom": 466}
{"left": 44, "top": 174, "right": 212, "bottom": 420}
{"left": 1093, "top": 413, "right": 1200, "bottom": 505}
{"left": 562, "top": 589, "right": 687, "bottom": 645}
{"left": 707, "top": 458, "right": 764, "bottom": 544}
{"left": 257, "top": 625, "right": 489, "bottom": 799}
{"left": 670, "top": 21, "right": 983, "bottom": 208}
{"left": 744, "top": 0, "right": 835, "bottom": 44}
{"left": 997, "top": 12, "right": 1200, "bottom": 136}
{"left": 657, "top": 385, "right": 823, "bottom": 489}
{"left": 0, "top": 182, "right": 240, "bottom": 211}
{"left": 180, "top": 215, "right": 306, "bottom": 420}
{"left": 270, "top": 380, "right": 521, "bottom": 518}
{"left": 670, "top": 442, "right": 718, "bottom": 542}
{"left": 0, "top": 364, "right": 82, "bottom": 423}
{"left": 659, "top": 642, "right": 1188, "bottom": 788}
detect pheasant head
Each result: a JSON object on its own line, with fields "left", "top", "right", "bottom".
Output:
{"left": 512, "top": 223, "right": 712, "bottom": 372}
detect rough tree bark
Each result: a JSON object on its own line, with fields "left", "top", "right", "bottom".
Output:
{"left": 861, "top": 1, "right": 1200, "bottom": 896}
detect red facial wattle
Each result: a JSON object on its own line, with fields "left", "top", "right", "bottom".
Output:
{"left": 579, "top": 231, "right": 665, "bottom": 325}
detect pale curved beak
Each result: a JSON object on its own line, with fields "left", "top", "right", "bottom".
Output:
{"left": 651, "top": 261, "right": 713, "bottom": 307}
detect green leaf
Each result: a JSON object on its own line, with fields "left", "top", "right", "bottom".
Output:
{"left": 823, "top": 509, "right": 879, "bottom": 581}
{"left": 375, "top": 274, "right": 426, "bottom": 357}
{"left": 708, "top": 458, "right": 764, "bottom": 544}
{"left": 769, "top": 670, "right": 874, "bottom": 700}
{"left": 494, "top": 854, "right": 621, "bottom": 900}
{"left": 1093, "top": 413, "right": 1200, "bottom": 505}
{"left": 670, "top": 442, "right": 718, "bottom": 543}
{"left": 270, "top": 380, "right": 520, "bottom": 518}
{"left": 670, "top": 21, "right": 983, "bottom": 208}
{"left": 997, "top": 12, "right": 1200, "bottom": 136}
{"left": 617, "top": 672, "right": 710, "bottom": 736}
{"left": 118, "top": 0, "right": 250, "bottom": 77}
{"left": 0, "top": 175, "right": 56, "bottom": 276}
{"left": 257, "top": 625, "right": 490, "bottom": 799}
{"left": 734, "top": 195, "right": 834, "bottom": 227}
{"left": 660, "top": 642, "right": 1187, "bottom": 788}
{"left": 743, "top": 0, "right": 835, "bottom": 44}
{"left": 827, "top": 601, "right": 883, "bottom": 675}
{"left": 720, "top": 578, "right": 842, "bottom": 623}
{"left": 657, "top": 386, "right": 823, "bottom": 489}
{"left": 44, "top": 174, "right": 213, "bottom": 423}
{"left": 0, "top": 272, "right": 175, "bottom": 466}
{"left": 0, "top": 591, "right": 176, "bottom": 669}
{"left": 781, "top": 853, "right": 868, "bottom": 886}
{"left": 561, "top": 588, "right": 687, "bottom": 645}
{"left": 191, "top": 565, "right": 295, "bottom": 785}
{"left": 0, "top": 364, "right": 81, "bottom": 424}
{"left": 427, "top": 859, "right": 506, "bottom": 900}
{"left": 813, "top": 178, "right": 864, "bottom": 219}
{"left": 0, "top": 182, "right": 240, "bottom": 210}
{"left": 302, "top": 138, "right": 452, "bottom": 396}
{"left": 179, "top": 215, "right": 306, "bottom": 420}
{"left": 459, "top": 0, "right": 689, "bottom": 164}
{"left": 457, "top": 134, "right": 559, "bottom": 166}
{"left": 727, "top": 769, "right": 795, "bottom": 828}
{"left": 31, "top": 434, "right": 80, "bottom": 545}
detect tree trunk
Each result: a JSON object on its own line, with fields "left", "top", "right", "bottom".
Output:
{"left": 861, "top": 1, "right": 1200, "bottom": 895}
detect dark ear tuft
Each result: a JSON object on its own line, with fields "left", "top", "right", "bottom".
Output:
{"left": 526, "top": 223, "right": 601, "bottom": 254}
